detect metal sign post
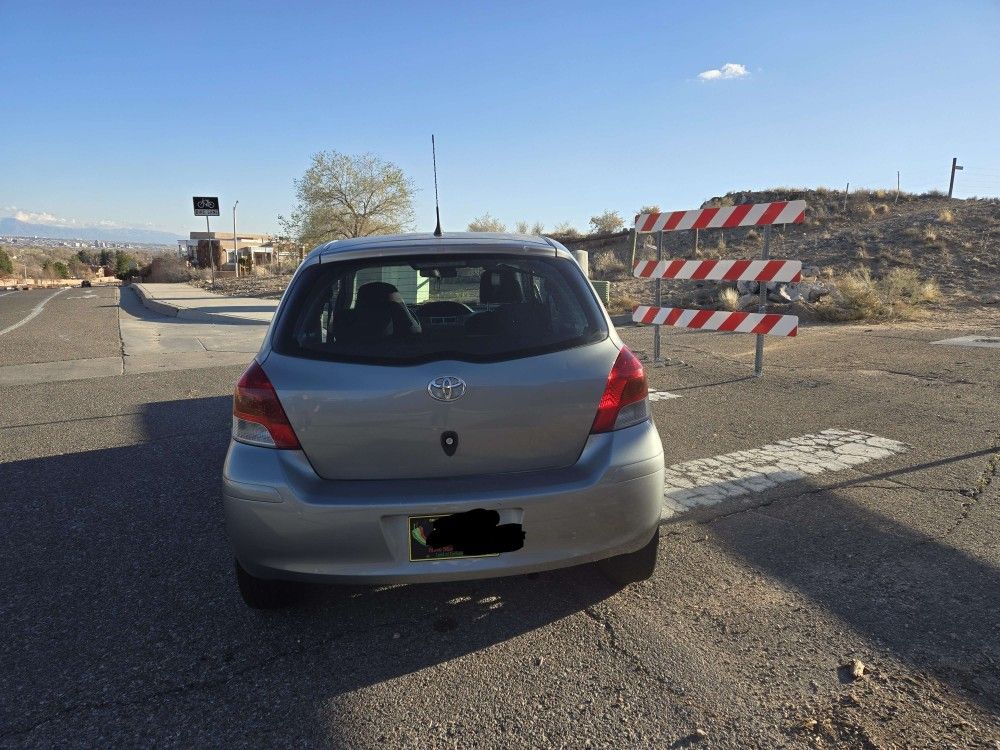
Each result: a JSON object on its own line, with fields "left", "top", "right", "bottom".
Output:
{"left": 753, "top": 225, "right": 771, "bottom": 377}
{"left": 193, "top": 197, "right": 220, "bottom": 288}
{"left": 653, "top": 230, "right": 663, "bottom": 363}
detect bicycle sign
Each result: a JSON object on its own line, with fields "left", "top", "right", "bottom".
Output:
{"left": 192, "top": 196, "right": 220, "bottom": 216}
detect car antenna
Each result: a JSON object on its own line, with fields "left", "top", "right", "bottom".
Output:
{"left": 432, "top": 134, "right": 443, "bottom": 237}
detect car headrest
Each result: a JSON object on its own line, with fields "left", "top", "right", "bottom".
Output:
{"left": 355, "top": 281, "right": 399, "bottom": 308}
{"left": 480, "top": 268, "right": 524, "bottom": 304}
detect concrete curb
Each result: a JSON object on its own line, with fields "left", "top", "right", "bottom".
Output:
{"left": 130, "top": 283, "right": 271, "bottom": 325}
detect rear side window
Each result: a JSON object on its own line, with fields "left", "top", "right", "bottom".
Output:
{"left": 273, "top": 253, "right": 607, "bottom": 364}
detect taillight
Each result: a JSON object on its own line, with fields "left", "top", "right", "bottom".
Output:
{"left": 591, "top": 346, "right": 650, "bottom": 434}
{"left": 232, "top": 361, "right": 301, "bottom": 449}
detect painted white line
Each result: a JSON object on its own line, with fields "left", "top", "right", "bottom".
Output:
{"left": 0, "top": 288, "right": 69, "bottom": 338}
{"left": 648, "top": 387, "right": 681, "bottom": 401}
{"left": 0, "top": 291, "right": 18, "bottom": 298}
{"left": 661, "top": 429, "right": 908, "bottom": 520}
{"left": 930, "top": 335, "right": 1000, "bottom": 349}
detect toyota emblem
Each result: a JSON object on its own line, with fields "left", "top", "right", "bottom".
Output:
{"left": 428, "top": 376, "right": 467, "bottom": 402}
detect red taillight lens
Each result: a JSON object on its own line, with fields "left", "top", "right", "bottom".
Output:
{"left": 590, "top": 346, "right": 649, "bottom": 434}
{"left": 232, "top": 361, "right": 301, "bottom": 449}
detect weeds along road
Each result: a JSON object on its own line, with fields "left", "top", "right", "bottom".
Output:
{"left": 1, "top": 286, "right": 998, "bottom": 748}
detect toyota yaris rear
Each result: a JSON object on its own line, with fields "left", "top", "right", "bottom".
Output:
{"left": 223, "top": 233, "right": 664, "bottom": 608}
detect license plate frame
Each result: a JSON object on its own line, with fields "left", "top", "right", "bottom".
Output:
{"left": 407, "top": 513, "right": 500, "bottom": 562}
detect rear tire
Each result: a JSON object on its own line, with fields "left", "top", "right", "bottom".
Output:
{"left": 599, "top": 527, "right": 659, "bottom": 584}
{"left": 235, "top": 560, "right": 300, "bottom": 609}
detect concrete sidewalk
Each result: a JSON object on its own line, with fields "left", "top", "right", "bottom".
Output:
{"left": 132, "top": 283, "right": 277, "bottom": 324}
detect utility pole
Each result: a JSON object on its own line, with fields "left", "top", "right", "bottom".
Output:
{"left": 895, "top": 171, "right": 900, "bottom": 204}
{"left": 232, "top": 200, "right": 239, "bottom": 278}
{"left": 843, "top": 182, "right": 850, "bottom": 212}
{"left": 948, "top": 157, "right": 963, "bottom": 198}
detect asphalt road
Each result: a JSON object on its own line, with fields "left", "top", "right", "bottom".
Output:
{"left": 1, "top": 287, "right": 998, "bottom": 748}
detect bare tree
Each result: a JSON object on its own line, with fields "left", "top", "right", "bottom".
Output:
{"left": 468, "top": 213, "right": 507, "bottom": 232}
{"left": 637, "top": 205, "right": 661, "bottom": 216}
{"left": 514, "top": 220, "right": 530, "bottom": 234}
{"left": 589, "top": 210, "right": 625, "bottom": 235}
{"left": 279, "top": 151, "right": 415, "bottom": 245}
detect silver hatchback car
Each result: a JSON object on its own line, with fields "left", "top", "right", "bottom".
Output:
{"left": 223, "top": 233, "right": 664, "bottom": 608}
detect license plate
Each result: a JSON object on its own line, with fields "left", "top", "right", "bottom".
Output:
{"left": 408, "top": 510, "right": 524, "bottom": 562}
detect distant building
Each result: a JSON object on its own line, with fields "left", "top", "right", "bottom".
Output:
{"left": 177, "top": 231, "right": 274, "bottom": 268}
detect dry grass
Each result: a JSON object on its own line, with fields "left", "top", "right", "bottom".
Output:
{"left": 813, "top": 267, "right": 941, "bottom": 321}
{"left": 922, "top": 225, "right": 939, "bottom": 243}
{"left": 718, "top": 287, "right": 741, "bottom": 311}
{"left": 609, "top": 290, "right": 639, "bottom": 315}
{"left": 938, "top": 208, "right": 955, "bottom": 224}
{"left": 590, "top": 251, "right": 628, "bottom": 279}
{"left": 860, "top": 202, "right": 877, "bottom": 219}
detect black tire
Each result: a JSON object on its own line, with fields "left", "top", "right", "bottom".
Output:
{"left": 235, "top": 560, "right": 300, "bottom": 609}
{"left": 599, "top": 527, "right": 660, "bottom": 585}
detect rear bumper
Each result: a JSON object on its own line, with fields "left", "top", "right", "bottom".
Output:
{"left": 223, "top": 420, "right": 664, "bottom": 584}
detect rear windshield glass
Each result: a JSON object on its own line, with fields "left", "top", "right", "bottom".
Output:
{"left": 273, "top": 253, "right": 607, "bottom": 364}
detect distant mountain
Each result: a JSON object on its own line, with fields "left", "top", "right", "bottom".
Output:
{"left": 0, "top": 217, "right": 181, "bottom": 245}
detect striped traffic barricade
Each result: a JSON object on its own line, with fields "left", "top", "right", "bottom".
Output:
{"left": 632, "top": 200, "right": 807, "bottom": 376}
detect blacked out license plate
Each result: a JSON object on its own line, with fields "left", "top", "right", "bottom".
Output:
{"left": 408, "top": 509, "right": 524, "bottom": 561}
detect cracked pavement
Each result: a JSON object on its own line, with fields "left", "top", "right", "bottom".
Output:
{"left": 1, "top": 290, "right": 998, "bottom": 748}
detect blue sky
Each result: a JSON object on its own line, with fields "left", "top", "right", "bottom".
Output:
{"left": 2, "top": 1, "right": 999, "bottom": 238}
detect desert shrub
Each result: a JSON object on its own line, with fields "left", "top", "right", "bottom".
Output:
{"left": 860, "top": 202, "right": 876, "bottom": 219}
{"left": 922, "top": 226, "right": 939, "bottom": 243}
{"left": 146, "top": 256, "right": 197, "bottom": 283}
{"left": 876, "top": 203, "right": 891, "bottom": 214}
{"left": 468, "top": 213, "right": 507, "bottom": 233}
{"left": 884, "top": 268, "right": 941, "bottom": 304}
{"left": 813, "top": 267, "right": 940, "bottom": 322}
{"left": 608, "top": 290, "right": 639, "bottom": 315}
{"left": 590, "top": 252, "right": 628, "bottom": 279}
{"left": 552, "top": 222, "right": 580, "bottom": 237}
{"left": 938, "top": 208, "right": 955, "bottom": 223}
{"left": 718, "top": 287, "right": 740, "bottom": 311}
{"left": 589, "top": 210, "right": 625, "bottom": 235}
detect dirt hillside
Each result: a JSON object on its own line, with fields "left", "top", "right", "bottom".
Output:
{"left": 564, "top": 189, "right": 999, "bottom": 318}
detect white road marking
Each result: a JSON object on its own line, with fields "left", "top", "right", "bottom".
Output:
{"left": 661, "top": 429, "right": 908, "bottom": 520}
{"left": 0, "top": 288, "right": 69, "bottom": 338}
{"left": 0, "top": 291, "right": 18, "bottom": 298}
{"left": 930, "top": 335, "right": 1000, "bottom": 349}
{"left": 648, "top": 387, "right": 681, "bottom": 401}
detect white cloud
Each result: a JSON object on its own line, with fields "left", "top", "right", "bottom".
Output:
{"left": 13, "top": 210, "right": 69, "bottom": 225}
{"left": 697, "top": 63, "right": 749, "bottom": 81}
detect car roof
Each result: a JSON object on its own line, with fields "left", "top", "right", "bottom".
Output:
{"left": 311, "top": 232, "right": 568, "bottom": 261}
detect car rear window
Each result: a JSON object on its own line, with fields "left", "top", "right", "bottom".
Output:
{"left": 272, "top": 253, "right": 608, "bottom": 365}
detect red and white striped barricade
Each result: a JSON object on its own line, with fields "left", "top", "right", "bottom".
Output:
{"left": 632, "top": 200, "right": 807, "bottom": 376}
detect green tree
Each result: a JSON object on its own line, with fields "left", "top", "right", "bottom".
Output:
{"left": 0, "top": 247, "right": 13, "bottom": 275}
{"left": 114, "top": 250, "right": 134, "bottom": 279}
{"left": 52, "top": 261, "right": 70, "bottom": 279}
{"left": 589, "top": 210, "right": 625, "bottom": 235}
{"left": 279, "top": 150, "right": 415, "bottom": 245}
{"left": 76, "top": 249, "right": 95, "bottom": 266}
{"left": 467, "top": 213, "right": 507, "bottom": 232}
{"left": 99, "top": 249, "right": 112, "bottom": 266}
